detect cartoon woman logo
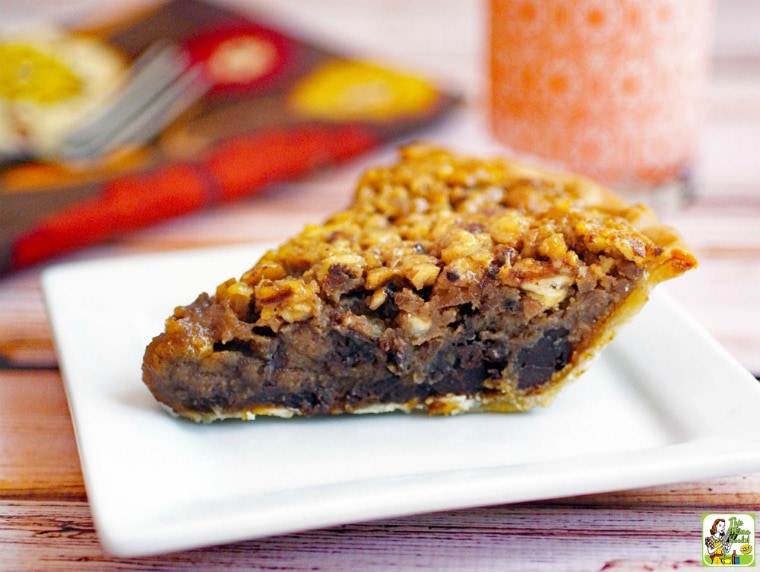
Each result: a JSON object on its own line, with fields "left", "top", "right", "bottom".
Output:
{"left": 705, "top": 518, "right": 738, "bottom": 565}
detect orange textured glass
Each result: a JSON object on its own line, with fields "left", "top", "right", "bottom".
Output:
{"left": 489, "top": 0, "right": 713, "bottom": 188}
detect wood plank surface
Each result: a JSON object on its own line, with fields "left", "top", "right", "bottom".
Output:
{"left": 0, "top": 501, "right": 726, "bottom": 571}
{"left": 1, "top": 0, "right": 759, "bottom": 567}
{"left": 0, "top": 372, "right": 85, "bottom": 500}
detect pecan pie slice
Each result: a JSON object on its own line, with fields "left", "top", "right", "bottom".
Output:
{"left": 142, "top": 145, "right": 696, "bottom": 422}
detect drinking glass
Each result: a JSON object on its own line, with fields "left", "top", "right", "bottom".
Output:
{"left": 489, "top": 0, "right": 713, "bottom": 205}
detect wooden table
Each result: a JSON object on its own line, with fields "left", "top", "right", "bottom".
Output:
{"left": 2, "top": 1, "right": 759, "bottom": 569}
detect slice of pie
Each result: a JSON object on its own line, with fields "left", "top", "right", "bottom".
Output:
{"left": 142, "top": 144, "right": 696, "bottom": 422}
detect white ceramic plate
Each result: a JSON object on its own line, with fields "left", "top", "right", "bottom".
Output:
{"left": 42, "top": 243, "right": 760, "bottom": 557}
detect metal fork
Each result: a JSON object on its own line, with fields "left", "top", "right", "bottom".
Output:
{"left": 59, "top": 42, "right": 210, "bottom": 162}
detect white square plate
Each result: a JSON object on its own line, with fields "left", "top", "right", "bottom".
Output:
{"left": 42, "top": 243, "right": 760, "bottom": 557}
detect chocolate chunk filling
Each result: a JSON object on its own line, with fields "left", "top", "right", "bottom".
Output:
{"left": 515, "top": 328, "right": 573, "bottom": 389}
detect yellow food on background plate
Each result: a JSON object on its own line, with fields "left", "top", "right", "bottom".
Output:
{"left": 288, "top": 60, "right": 440, "bottom": 122}
{"left": 0, "top": 27, "right": 125, "bottom": 159}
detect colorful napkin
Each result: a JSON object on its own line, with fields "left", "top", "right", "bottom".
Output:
{"left": 0, "top": 0, "right": 457, "bottom": 273}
